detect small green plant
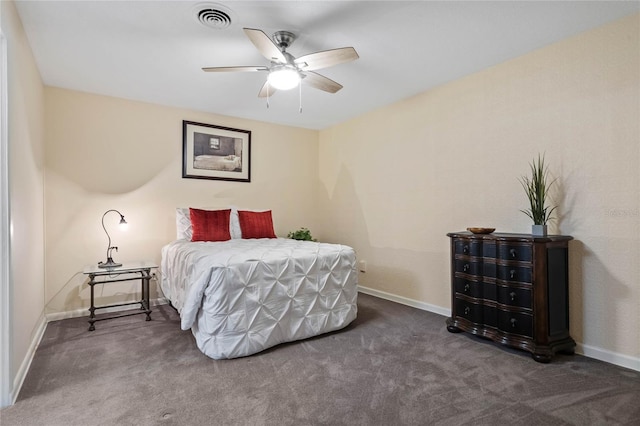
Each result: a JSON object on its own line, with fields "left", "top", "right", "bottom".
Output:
{"left": 287, "top": 227, "right": 316, "bottom": 241}
{"left": 519, "top": 154, "right": 557, "bottom": 225}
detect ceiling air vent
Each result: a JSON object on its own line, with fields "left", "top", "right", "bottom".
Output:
{"left": 195, "top": 3, "right": 233, "bottom": 30}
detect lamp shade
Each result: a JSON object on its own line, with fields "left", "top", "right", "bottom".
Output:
{"left": 268, "top": 66, "right": 300, "bottom": 90}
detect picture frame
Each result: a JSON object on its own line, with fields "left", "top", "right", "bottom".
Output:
{"left": 182, "top": 120, "right": 251, "bottom": 182}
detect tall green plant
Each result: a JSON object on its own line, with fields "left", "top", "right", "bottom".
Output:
{"left": 519, "top": 154, "right": 557, "bottom": 225}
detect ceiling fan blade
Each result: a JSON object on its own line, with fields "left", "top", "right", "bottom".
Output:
{"left": 258, "top": 81, "right": 278, "bottom": 98}
{"left": 202, "top": 66, "right": 268, "bottom": 72}
{"left": 243, "top": 28, "right": 287, "bottom": 63}
{"left": 295, "top": 47, "right": 359, "bottom": 71}
{"left": 302, "top": 71, "right": 343, "bottom": 94}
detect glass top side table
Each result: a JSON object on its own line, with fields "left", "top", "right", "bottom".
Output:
{"left": 82, "top": 262, "right": 158, "bottom": 331}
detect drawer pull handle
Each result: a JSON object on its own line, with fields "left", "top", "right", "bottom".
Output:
{"left": 510, "top": 249, "right": 517, "bottom": 258}
{"left": 510, "top": 291, "right": 516, "bottom": 302}
{"left": 510, "top": 318, "right": 517, "bottom": 328}
{"left": 464, "top": 283, "right": 470, "bottom": 293}
{"left": 510, "top": 269, "right": 516, "bottom": 279}
{"left": 463, "top": 245, "right": 469, "bottom": 254}
{"left": 464, "top": 264, "right": 470, "bottom": 272}
{"left": 464, "top": 306, "right": 470, "bottom": 315}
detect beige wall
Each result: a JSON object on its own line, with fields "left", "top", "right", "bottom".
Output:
{"left": 44, "top": 87, "right": 319, "bottom": 312}
{"left": 1, "top": 0, "right": 46, "bottom": 397}
{"left": 319, "top": 14, "right": 640, "bottom": 362}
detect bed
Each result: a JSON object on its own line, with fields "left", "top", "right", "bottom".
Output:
{"left": 161, "top": 208, "right": 358, "bottom": 359}
{"left": 193, "top": 154, "right": 241, "bottom": 171}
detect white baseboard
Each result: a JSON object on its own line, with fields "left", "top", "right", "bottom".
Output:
{"left": 357, "top": 285, "right": 639, "bottom": 372}
{"left": 577, "top": 342, "right": 640, "bottom": 372}
{"left": 11, "top": 313, "right": 46, "bottom": 405}
{"left": 358, "top": 285, "right": 451, "bottom": 317}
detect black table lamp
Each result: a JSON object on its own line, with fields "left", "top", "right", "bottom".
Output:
{"left": 98, "top": 209, "right": 127, "bottom": 268}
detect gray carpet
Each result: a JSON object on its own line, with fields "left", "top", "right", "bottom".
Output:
{"left": 1, "top": 293, "right": 639, "bottom": 426}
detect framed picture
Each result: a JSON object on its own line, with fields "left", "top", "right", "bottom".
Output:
{"left": 182, "top": 120, "right": 251, "bottom": 182}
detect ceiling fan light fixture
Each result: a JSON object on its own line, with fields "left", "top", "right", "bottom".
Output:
{"left": 268, "top": 66, "right": 300, "bottom": 90}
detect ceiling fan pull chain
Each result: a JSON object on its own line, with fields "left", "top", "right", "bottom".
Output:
{"left": 299, "top": 82, "right": 302, "bottom": 113}
{"left": 266, "top": 84, "right": 270, "bottom": 109}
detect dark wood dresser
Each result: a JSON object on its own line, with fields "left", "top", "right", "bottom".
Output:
{"left": 446, "top": 232, "right": 575, "bottom": 363}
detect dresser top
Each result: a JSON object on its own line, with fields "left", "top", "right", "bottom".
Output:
{"left": 447, "top": 231, "right": 573, "bottom": 242}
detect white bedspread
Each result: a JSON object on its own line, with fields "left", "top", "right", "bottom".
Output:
{"left": 161, "top": 238, "right": 358, "bottom": 359}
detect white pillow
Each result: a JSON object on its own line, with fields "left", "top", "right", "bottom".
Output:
{"left": 229, "top": 207, "right": 242, "bottom": 239}
{"left": 176, "top": 208, "right": 192, "bottom": 240}
{"left": 176, "top": 207, "right": 242, "bottom": 240}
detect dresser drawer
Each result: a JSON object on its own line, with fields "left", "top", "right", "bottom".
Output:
{"left": 497, "top": 285, "right": 532, "bottom": 309}
{"left": 454, "top": 278, "right": 482, "bottom": 298}
{"left": 498, "top": 244, "right": 532, "bottom": 262}
{"left": 455, "top": 298, "right": 481, "bottom": 323}
{"left": 498, "top": 311, "right": 533, "bottom": 338}
{"left": 454, "top": 299, "right": 496, "bottom": 327}
{"left": 454, "top": 278, "right": 496, "bottom": 301}
{"left": 497, "top": 265, "right": 532, "bottom": 283}
{"left": 454, "top": 239, "right": 482, "bottom": 256}
{"left": 455, "top": 259, "right": 482, "bottom": 276}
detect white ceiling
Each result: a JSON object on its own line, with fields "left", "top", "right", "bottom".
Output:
{"left": 14, "top": 1, "right": 640, "bottom": 130}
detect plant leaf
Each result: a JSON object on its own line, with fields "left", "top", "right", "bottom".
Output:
{"left": 520, "top": 153, "right": 557, "bottom": 225}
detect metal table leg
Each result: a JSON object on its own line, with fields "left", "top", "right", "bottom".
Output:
{"left": 88, "top": 274, "right": 96, "bottom": 331}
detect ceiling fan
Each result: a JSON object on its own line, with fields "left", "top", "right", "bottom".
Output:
{"left": 202, "top": 28, "right": 359, "bottom": 98}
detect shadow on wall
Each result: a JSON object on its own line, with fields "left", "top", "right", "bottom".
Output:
{"left": 568, "top": 240, "right": 585, "bottom": 346}
{"left": 557, "top": 167, "right": 634, "bottom": 353}
{"left": 550, "top": 167, "right": 568, "bottom": 235}
{"left": 316, "top": 165, "right": 434, "bottom": 301}
{"left": 44, "top": 272, "right": 85, "bottom": 315}
{"left": 315, "top": 165, "right": 368, "bottom": 248}
{"left": 45, "top": 96, "right": 181, "bottom": 195}
{"left": 571, "top": 239, "right": 631, "bottom": 354}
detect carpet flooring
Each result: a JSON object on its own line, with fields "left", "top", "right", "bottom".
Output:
{"left": 1, "top": 293, "right": 639, "bottom": 425}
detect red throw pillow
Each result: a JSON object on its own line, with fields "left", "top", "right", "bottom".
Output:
{"left": 189, "top": 208, "right": 231, "bottom": 242}
{"left": 237, "top": 210, "right": 277, "bottom": 239}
